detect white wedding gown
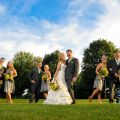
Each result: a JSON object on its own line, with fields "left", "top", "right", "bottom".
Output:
{"left": 44, "top": 63, "right": 73, "bottom": 105}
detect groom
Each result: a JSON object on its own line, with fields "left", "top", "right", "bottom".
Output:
{"left": 65, "top": 49, "right": 79, "bottom": 104}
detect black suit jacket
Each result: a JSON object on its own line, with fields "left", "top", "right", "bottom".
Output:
{"left": 65, "top": 57, "right": 79, "bottom": 80}
{"left": 28, "top": 67, "right": 42, "bottom": 83}
{"left": 107, "top": 59, "right": 120, "bottom": 82}
{"left": 0, "top": 65, "right": 6, "bottom": 80}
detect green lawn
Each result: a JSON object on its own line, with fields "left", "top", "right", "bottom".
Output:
{"left": 0, "top": 99, "right": 120, "bottom": 120}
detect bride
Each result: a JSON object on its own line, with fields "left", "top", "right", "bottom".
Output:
{"left": 44, "top": 53, "right": 73, "bottom": 105}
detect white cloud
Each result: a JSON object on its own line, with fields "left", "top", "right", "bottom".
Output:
{"left": 90, "top": 0, "right": 120, "bottom": 46}
{"left": 0, "top": 27, "right": 63, "bottom": 59}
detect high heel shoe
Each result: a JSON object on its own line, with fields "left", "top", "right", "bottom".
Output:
{"left": 88, "top": 96, "right": 92, "bottom": 103}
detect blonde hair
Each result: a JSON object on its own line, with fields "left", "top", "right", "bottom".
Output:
{"left": 44, "top": 64, "right": 49, "bottom": 71}
{"left": 59, "top": 53, "right": 65, "bottom": 61}
{"left": 7, "top": 61, "right": 14, "bottom": 70}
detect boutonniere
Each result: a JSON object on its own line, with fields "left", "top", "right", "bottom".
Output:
{"left": 109, "top": 68, "right": 112, "bottom": 71}
{"left": 70, "top": 61, "right": 74, "bottom": 64}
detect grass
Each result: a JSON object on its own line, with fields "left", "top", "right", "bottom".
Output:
{"left": 0, "top": 99, "right": 120, "bottom": 120}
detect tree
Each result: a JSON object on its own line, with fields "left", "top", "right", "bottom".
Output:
{"left": 42, "top": 50, "right": 60, "bottom": 77}
{"left": 13, "top": 51, "right": 42, "bottom": 97}
{"left": 76, "top": 39, "right": 116, "bottom": 98}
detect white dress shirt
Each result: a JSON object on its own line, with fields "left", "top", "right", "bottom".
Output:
{"left": 38, "top": 68, "right": 41, "bottom": 74}
{"left": 115, "top": 59, "right": 120, "bottom": 66}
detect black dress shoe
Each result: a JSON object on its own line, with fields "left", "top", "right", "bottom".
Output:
{"left": 71, "top": 100, "right": 76, "bottom": 104}
{"left": 35, "top": 100, "right": 38, "bottom": 103}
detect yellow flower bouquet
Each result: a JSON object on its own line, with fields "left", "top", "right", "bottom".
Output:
{"left": 49, "top": 81, "right": 59, "bottom": 91}
{"left": 5, "top": 74, "right": 14, "bottom": 81}
{"left": 42, "top": 73, "right": 48, "bottom": 81}
{"left": 98, "top": 67, "right": 109, "bottom": 80}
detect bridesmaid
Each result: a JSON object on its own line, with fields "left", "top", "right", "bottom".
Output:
{"left": 4, "top": 61, "right": 17, "bottom": 103}
{"left": 89, "top": 55, "right": 107, "bottom": 104}
{"left": 41, "top": 64, "right": 51, "bottom": 99}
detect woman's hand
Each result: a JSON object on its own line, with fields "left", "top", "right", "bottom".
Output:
{"left": 54, "top": 77, "right": 58, "bottom": 81}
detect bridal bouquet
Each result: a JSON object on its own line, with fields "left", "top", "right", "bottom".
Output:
{"left": 5, "top": 74, "right": 14, "bottom": 81}
{"left": 98, "top": 67, "right": 109, "bottom": 80}
{"left": 49, "top": 80, "right": 59, "bottom": 91}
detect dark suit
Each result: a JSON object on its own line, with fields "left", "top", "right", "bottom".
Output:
{"left": 107, "top": 59, "right": 120, "bottom": 103}
{"left": 0, "top": 65, "right": 5, "bottom": 86}
{"left": 0, "top": 65, "right": 6, "bottom": 97}
{"left": 65, "top": 58, "right": 79, "bottom": 102}
{"left": 28, "top": 67, "right": 42, "bottom": 103}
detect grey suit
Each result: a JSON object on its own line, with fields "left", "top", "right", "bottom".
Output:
{"left": 65, "top": 57, "right": 79, "bottom": 103}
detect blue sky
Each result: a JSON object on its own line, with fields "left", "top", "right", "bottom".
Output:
{"left": 0, "top": 0, "right": 120, "bottom": 64}
{"left": 0, "top": 0, "right": 104, "bottom": 27}
{"left": 0, "top": 0, "right": 69, "bottom": 26}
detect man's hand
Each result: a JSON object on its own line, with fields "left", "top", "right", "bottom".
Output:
{"left": 114, "top": 73, "right": 118, "bottom": 78}
{"left": 31, "top": 80, "right": 36, "bottom": 84}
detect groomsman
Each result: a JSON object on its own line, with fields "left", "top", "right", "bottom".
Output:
{"left": 0, "top": 58, "right": 5, "bottom": 88}
{"left": 0, "top": 58, "right": 5, "bottom": 97}
{"left": 107, "top": 49, "right": 120, "bottom": 103}
{"left": 28, "top": 61, "right": 42, "bottom": 103}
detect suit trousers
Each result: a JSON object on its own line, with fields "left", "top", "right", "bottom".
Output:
{"left": 30, "top": 82, "right": 41, "bottom": 103}
{"left": 66, "top": 79, "right": 75, "bottom": 102}
{"left": 109, "top": 80, "right": 115, "bottom": 102}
